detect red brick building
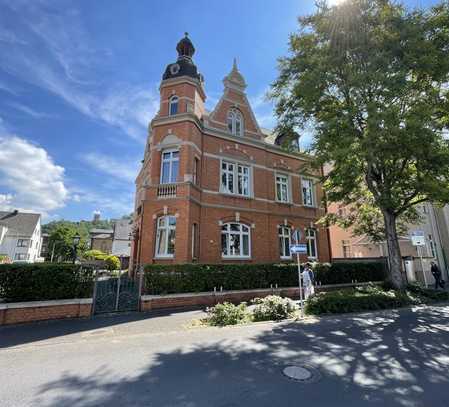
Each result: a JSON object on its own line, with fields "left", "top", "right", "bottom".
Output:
{"left": 130, "top": 34, "right": 330, "bottom": 268}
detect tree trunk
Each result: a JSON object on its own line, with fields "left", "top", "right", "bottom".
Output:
{"left": 383, "top": 210, "right": 405, "bottom": 289}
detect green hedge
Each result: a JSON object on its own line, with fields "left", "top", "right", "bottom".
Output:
{"left": 305, "top": 284, "right": 449, "bottom": 315}
{"left": 144, "top": 262, "right": 386, "bottom": 295}
{"left": 314, "top": 262, "right": 387, "bottom": 285}
{"left": 0, "top": 263, "right": 95, "bottom": 302}
{"left": 305, "top": 286, "right": 409, "bottom": 315}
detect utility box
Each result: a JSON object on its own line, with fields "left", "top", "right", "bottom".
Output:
{"left": 404, "top": 256, "right": 416, "bottom": 283}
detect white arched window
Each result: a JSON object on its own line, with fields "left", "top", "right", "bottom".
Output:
{"left": 169, "top": 96, "right": 179, "bottom": 116}
{"left": 278, "top": 226, "right": 291, "bottom": 259}
{"left": 155, "top": 215, "right": 176, "bottom": 258}
{"left": 227, "top": 109, "right": 243, "bottom": 136}
{"left": 221, "top": 222, "right": 250, "bottom": 258}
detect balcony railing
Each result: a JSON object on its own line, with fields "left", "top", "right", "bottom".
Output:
{"left": 157, "top": 183, "right": 177, "bottom": 199}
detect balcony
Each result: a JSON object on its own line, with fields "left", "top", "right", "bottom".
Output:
{"left": 157, "top": 183, "right": 177, "bottom": 199}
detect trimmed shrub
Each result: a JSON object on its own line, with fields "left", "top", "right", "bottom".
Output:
{"left": 252, "top": 295, "right": 297, "bottom": 321}
{"left": 83, "top": 250, "right": 107, "bottom": 261}
{"left": 0, "top": 263, "right": 94, "bottom": 302}
{"left": 206, "top": 302, "right": 248, "bottom": 326}
{"left": 314, "top": 262, "right": 387, "bottom": 285}
{"left": 144, "top": 262, "right": 386, "bottom": 295}
{"left": 406, "top": 283, "right": 449, "bottom": 303}
{"left": 105, "top": 255, "right": 120, "bottom": 271}
{"left": 305, "top": 285, "right": 410, "bottom": 315}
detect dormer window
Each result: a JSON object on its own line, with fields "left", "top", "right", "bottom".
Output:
{"left": 169, "top": 96, "right": 179, "bottom": 116}
{"left": 227, "top": 109, "right": 243, "bottom": 136}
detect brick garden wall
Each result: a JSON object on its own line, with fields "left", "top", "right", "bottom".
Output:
{"left": 0, "top": 298, "right": 92, "bottom": 326}
{"left": 140, "top": 282, "right": 378, "bottom": 311}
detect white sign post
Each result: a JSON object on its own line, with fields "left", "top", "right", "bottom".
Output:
{"left": 291, "top": 229, "right": 307, "bottom": 318}
{"left": 411, "top": 231, "right": 427, "bottom": 287}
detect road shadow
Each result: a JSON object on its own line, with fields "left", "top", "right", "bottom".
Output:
{"left": 32, "top": 305, "right": 449, "bottom": 407}
{"left": 0, "top": 306, "right": 205, "bottom": 349}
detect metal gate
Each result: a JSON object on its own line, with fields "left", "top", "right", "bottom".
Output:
{"left": 93, "top": 272, "right": 141, "bottom": 314}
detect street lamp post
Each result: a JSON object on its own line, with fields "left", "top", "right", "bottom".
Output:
{"left": 72, "top": 234, "right": 80, "bottom": 264}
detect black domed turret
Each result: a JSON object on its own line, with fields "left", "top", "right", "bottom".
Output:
{"left": 176, "top": 32, "right": 195, "bottom": 59}
{"left": 162, "top": 33, "right": 203, "bottom": 82}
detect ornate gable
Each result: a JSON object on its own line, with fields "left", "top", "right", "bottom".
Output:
{"left": 207, "top": 59, "right": 263, "bottom": 141}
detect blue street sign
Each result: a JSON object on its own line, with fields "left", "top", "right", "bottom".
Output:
{"left": 290, "top": 243, "right": 307, "bottom": 254}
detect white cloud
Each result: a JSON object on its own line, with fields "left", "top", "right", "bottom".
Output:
{"left": 82, "top": 152, "right": 139, "bottom": 183}
{"left": 70, "top": 186, "right": 133, "bottom": 216}
{"left": 0, "top": 81, "right": 20, "bottom": 96}
{"left": 0, "top": 26, "right": 28, "bottom": 46}
{"left": 0, "top": 193, "right": 13, "bottom": 206}
{"left": 249, "top": 88, "right": 270, "bottom": 111}
{"left": 0, "top": 117, "right": 7, "bottom": 134}
{"left": 0, "top": 2, "right": 158, "bottom": 143}
{"left": 97, "top": 85, "right": 159, "bottom": 142}
{"left": 8, "top": 102, "right": 54, "bottom": 119}
{"left": 249, "top": 87, "right": 277, "bottom": 130}
{"left": 0, "top": 135, "right": 68, "bottom": 215}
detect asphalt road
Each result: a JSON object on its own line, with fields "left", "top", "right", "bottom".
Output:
{"left": 1, "top": 304, "right": 449, "bottom": 407}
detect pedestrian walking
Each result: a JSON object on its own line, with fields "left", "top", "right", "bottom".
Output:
{"left": 303, "top": 263, "right": 315, "bottom": 300}
{"left": 430, "top": 261, "right": 445, "bottom": 290}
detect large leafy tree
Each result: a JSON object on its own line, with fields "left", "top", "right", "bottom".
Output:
{"left": 271, "top": 0, "right": 449, "bottom": 288}
{"left": 46, "top": 222, "right": 89, "bottom": 262}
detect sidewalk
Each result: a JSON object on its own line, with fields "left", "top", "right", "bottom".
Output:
{"left": 0, "top": 307, "right": 207, "bottom": 350}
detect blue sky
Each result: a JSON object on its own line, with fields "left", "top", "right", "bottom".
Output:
{"left": 0, "top": 0, "right": 439, "bottom": 222}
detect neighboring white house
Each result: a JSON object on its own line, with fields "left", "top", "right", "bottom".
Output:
{"left": 0, "top": 211, "right": 43, "bottom": 263}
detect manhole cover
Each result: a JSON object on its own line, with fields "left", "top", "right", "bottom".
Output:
{"left": 282, "top": 364, "right": 320, "bottom": 383}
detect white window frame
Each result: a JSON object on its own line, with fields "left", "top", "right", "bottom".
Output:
{"left": 160, "top": 149, "right": 179, "bottom": 184}
{"left": 155, "top": 215, "right": 176, "bottom": 258}
{"left": 168, "top": 95, "right": 179, "bottom": 116}
{"left": 220, "top": 160, "right": 251, "bottom": 197}
{"left": 227, "top": 109, "right": 243, "bottom": 137}
{"left": 302, "top": 178, "right": 315, "bottom": 207}
{"left": 306, "top": 228, "right": 317, "bottom": 259}
{"left": 221, "top": 222, "right": 251, "bottom": 259}
{"left": 278, "top": 226, "right": 292, "bottom": 259}
{"left": 275, "top": 173, "right": 290, "bottom": 203}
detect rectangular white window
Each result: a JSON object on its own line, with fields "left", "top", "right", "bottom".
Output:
{"left": 279, "top": 226, "right": 291, "bottom": 259}
{"left": 302, "top": 178, "right": 315, "bottom": 207}
{"left": 160, "top": 150, "right": 179, "bottom": 184}
{"left": 17, "top": 239, "right": 29, "bottom": 247}
{"left": 237, "top": 165, "right": 249, "bottom": 196}
{"left": 155, "top": 216, "right": 176, "bottom": 258}
{"left": 221, "top": 223, "right": 250, "bottom": 258}
{"left": 276, "top": 174, "right": 289, "bottom": 202}
{"left": 306, "top": 228, "right": 317, "bottom": 259}
{"left": 221, "top": 161, "right": 250, "bottom": 197}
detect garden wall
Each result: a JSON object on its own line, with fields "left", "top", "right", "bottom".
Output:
{"left": 141, "top": 282, "right": 381, "bottom": 311}
{"left": 0, "top": 298, "right": 92, "bottom": 325}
